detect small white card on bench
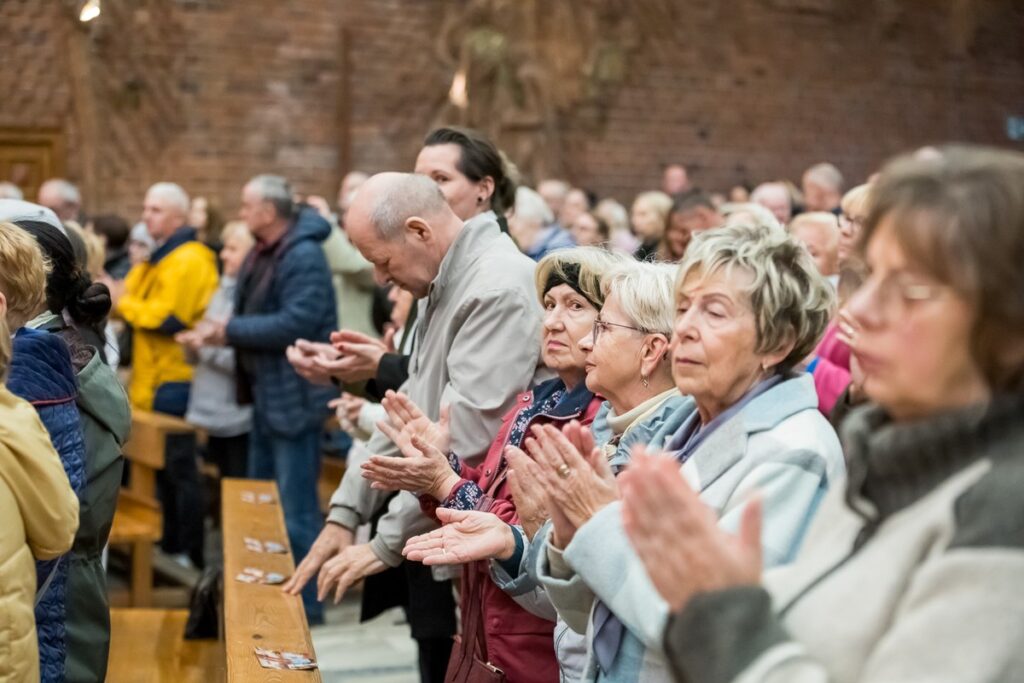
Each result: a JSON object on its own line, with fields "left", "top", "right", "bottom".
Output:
{"left": 254, "top": 647, "right": 318, "bottom": 670}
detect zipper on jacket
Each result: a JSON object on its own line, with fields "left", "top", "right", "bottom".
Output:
{"left": 777, "top": 520, "right": 879, "bottom": 619}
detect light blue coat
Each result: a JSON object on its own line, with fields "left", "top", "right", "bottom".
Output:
{"left": 535, "top": 373, "right": 846, "bottom": 683}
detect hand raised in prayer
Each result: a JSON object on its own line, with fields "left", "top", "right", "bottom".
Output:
{"left": 326, "top": 329, "right": 389, "bottom": 382}
{"left": 619, "top": 447, "right": 763, "bottom": 612}
{"left": 403, "top": 508, "right": 516, "bottom": 565}
{"left": 504, "top": 446, "right": 550, "bottom": 541}
{"left": 523, "top": 421, "right": 618, "bottom": 548}
{"left": 286, "top": 339, "right": 341, "bottom": 386}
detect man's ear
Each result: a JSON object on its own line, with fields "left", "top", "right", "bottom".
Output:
{"left": 405, "top": 216, "right": 432, "bottom": 242}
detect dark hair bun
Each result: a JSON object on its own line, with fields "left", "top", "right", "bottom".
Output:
{"left": 67, "top": 279, "right": 111, "bottom": 329}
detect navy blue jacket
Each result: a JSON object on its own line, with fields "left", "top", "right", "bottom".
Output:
{"left": 8, "top": 327, "right": 86, "bottom": 683}
{"left": 227, "top": 208, "right": 338, "bottom": 436}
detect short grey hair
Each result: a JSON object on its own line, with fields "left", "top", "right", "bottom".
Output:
{"left": 804, "top": 162, "right": 844, "bottom": 192}
{"left": 368, "top": 173, "right": 448, "bottom": 239}
{"left": 677, "top": 223, "right": 835, "bottom": 372}
{"left": 514, "top": 186, "right": 553, "bottom": 226}
{"left": 39, "top": 178, "right": 80, "bottom": 205}
{"left": 602, "top": 260, "right": 678, "bottom": 338}
{"left": 246, "top": 174, "right": 293, "bottom": 218}
{"left": 0, "top": 182, "right": 23, "bottom": 200}
{"left": 146, "top": 182, "right": 190, "bottom": 215}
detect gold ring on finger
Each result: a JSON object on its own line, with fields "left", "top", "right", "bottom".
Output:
{"left": 557, "top": 464, "right": 572, "bottom": 479}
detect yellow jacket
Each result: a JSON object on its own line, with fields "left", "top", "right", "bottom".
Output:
{"left": 0, "top": 385, "right": 79, "bottom": 683}
{"left": 118, "top": 229, "right": 218, "bottom": 410}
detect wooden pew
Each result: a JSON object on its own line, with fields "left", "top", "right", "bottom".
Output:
{"left": 222, "top": 478, "right": 321, "bottom": 681}
{"left": 107, "top": 608, "right": 225, "bottom": 682}
{"left": 109, "top": 409, "right": 198, "bottom": 606}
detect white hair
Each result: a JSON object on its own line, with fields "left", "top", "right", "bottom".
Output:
{"left": 720, "top": 202, "right": 783, "bottom": 232}
{"left": 514, "top": 186, "right": 554, "bottom": 226}
{"left": 39, "top": 178, "right": 81, "bottom": 205}
{"left": 602, "top": 260, "right": 678, "bottom": 338}
{"left": 246, "top": 174, "right": 293, "bottom": 218}
{"left": 367, "top": 173, "right": 449, "bottom": 239}
{"left": 0, "top": 182, "right": 23, "bottom": 200}
{"left": 750, "top": 182, "right": 790, "bottom": 206}
{"left": 595, "top": 198, "right": 629, "bottom": 234}
{"left": 146, "top": 182, "right": 190, "bottom": 215}
{"left": 803, "top": 163, "right": 845, "bottom": 192}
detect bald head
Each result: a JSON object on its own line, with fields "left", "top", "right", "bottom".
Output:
{"left": 345, "top": 172, "right": 464, "bottom": 297}
{"left": 348, "top": 172, "right": 450, "bottom": 239}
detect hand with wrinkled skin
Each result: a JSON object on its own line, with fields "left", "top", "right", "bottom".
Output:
{"left": 402, "top": 508, "right": 516, "bottom": 565}
{"left": 315, "top": 543, "right": 388, "bottom": 604}
{"left": 523, "top": 422, "right": 618, "bottom": 548}
{"left": 282, "top": 523, "right": 354, "bottom": 596}
{"left": 504, "top": 446, "right": 550, "bottom": 541}
{"left": 326, "top": 330, "right": 389, "bottom": 382}
{"left": 361, "top": 434, "right": 460, "bottom": 499}
{"left": 286, "top": 339, "right": 341, "bottom": 386}
{"left": 379, "top": 391, "right": 451, "bottom": 457}
{"left": 619, "top": 447, "right": 763, "bottom": 612}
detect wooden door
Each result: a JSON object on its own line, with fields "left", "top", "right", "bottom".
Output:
{"left": 0, "top": 128, "right": 65, "bottom": 202}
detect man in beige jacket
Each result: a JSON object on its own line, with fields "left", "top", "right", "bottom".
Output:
{"left": 283, "top": 173, "right": 542, "bottom": 671}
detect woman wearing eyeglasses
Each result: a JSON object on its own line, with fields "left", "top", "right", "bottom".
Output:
{"left": 510, "top": 222, "right": 844, "bottom": 683}
{"left": 618, "top": 146, "right": 1024, "bottom": 683}
{"left": 360, "top": 247, "right": 629, "bottom": 682}
{"left": 400, "top": 259, "right": 691, "bottom": 681}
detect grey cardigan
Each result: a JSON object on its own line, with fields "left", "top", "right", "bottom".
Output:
{"left": 327, "top": 212, "right": 545, "bottom": 566}
{"left": 185, "top": 276, "right": 252, "bottom": 437}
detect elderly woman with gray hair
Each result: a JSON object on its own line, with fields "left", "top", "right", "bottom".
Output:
{"left": 506, "top": 223, "right": 845, "bottom": 682}
{"left": 402, "top": 259, "right": 693, "bottom": 680}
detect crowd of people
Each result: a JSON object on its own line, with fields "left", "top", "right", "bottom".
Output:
{"left": 0, "top": 128, "right": 1022, "bottom": 683}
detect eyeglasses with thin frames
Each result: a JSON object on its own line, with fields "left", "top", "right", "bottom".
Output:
{"left": 592, "top": 317, "right": 645, "bottom": 343}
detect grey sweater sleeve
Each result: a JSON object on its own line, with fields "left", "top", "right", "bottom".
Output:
{"left": 665, "top": 549, "right": 1024, "bottom": 683}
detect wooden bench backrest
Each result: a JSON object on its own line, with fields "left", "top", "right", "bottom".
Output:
{"left": 221, "top": 478, "right": 321, "bottom": 682}
{"left": 122, "top": 409, "right": 196, "bottom": 506}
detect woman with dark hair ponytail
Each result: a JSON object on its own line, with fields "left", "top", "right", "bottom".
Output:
{"left": 12, "top": 217, "right": 131, "bottom": 683}
{"left": 417, "top": 125, "right": 518, "bottom": 230}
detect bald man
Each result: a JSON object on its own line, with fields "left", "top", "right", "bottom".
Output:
{"left": 285, "top": 173, "right": 543, "bottom": 679}
{"left": 751, "top": 181, "right": 793, "bottom": 225}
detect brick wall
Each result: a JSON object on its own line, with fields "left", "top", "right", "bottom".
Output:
{"left": 1, "top": 0, "right": 1021, "bottom": 218}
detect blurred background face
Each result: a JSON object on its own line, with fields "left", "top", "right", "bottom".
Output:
{"left": 538, "top": 181, "right": 567, "bottom": 218}
{"left": 631, "top": 198, "right": 664, "bottom": 240}
{"left": 754, "top": 185, "right": 792, "bottom": 224}
{"left": 571, "top": 213, "right": 603, "bottom": 247}
{"left": 662, "top": 165, "right": 688, "bottom": 195}
{"left": 559, "top": 189, "right": 590, "bottom": 228}
{"left": 663, "top": 213, "right": 693, "bottom": 260}
{"left": 219, "top": 232, "right": 252, "bottom": 277}
{"left": 142, "top": 191, "right": 186, "bottom": 242}
{"left": 238, "top": 183, "right": 277, "bottom": 239}
{"left": 188, "top": 197, "right": 209, "bottom": 229}
{"left": 791, "top": 220, "right": 839, "bottom": 277}
{"left": 541, "top": 283, "right": 599, "bottom": 379}
{"left": 838, "top": 213, "right": 863, "bottom": 263}
{"left": 846, "top": 216, "right": 987, "bottom": 421}
{"left": 414, "top": 144, "right": 484, "bottom": 221}
{"left": 802, "top": 176, "right": 833, "bottom": 212}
